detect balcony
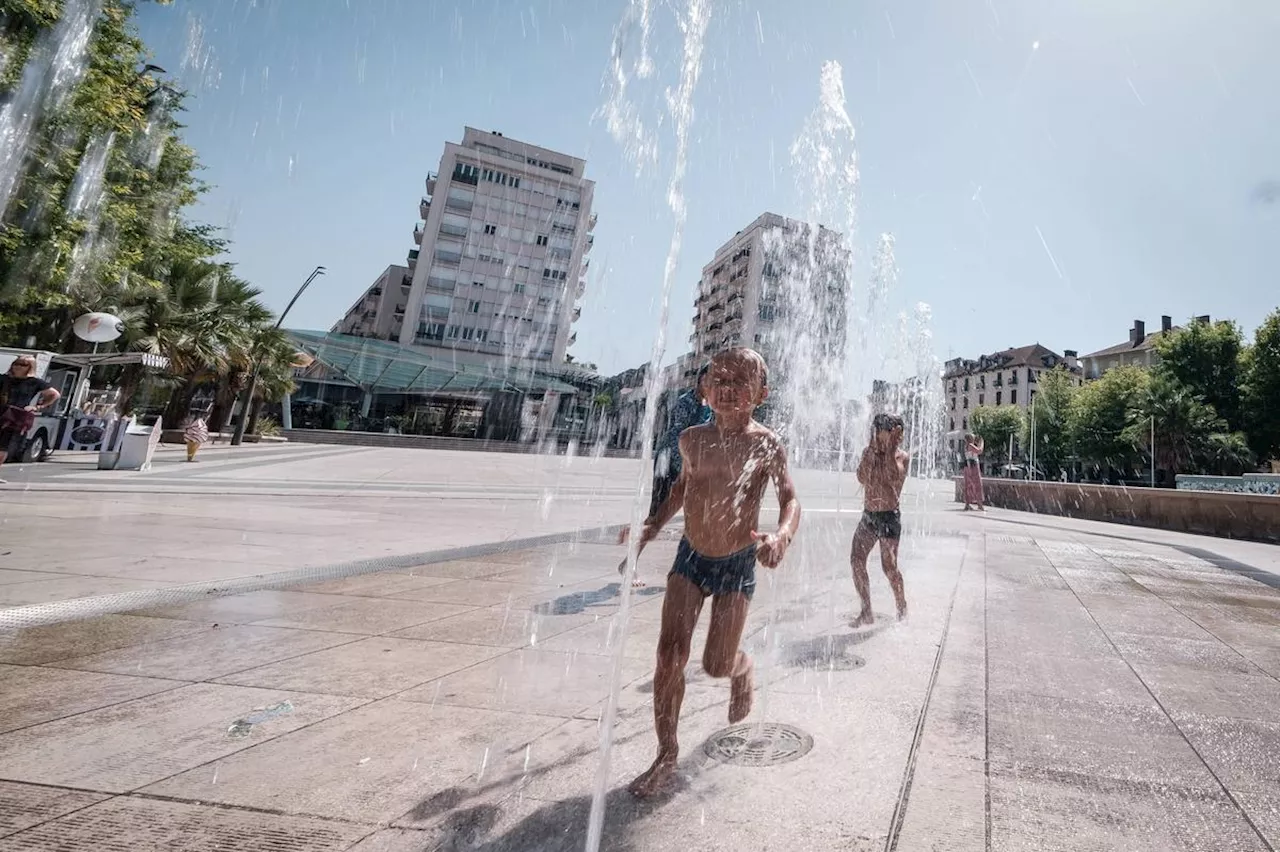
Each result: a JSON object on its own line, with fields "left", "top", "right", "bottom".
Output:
{"left": 568, "top": 332, "right": 577, "bottom": 346}
{"left": 419, "top": 197, "right": 431, "bottom": 219}
{"left": 433, "top": 249, "right": 461, "bottom": 265}
{"left": 708, "top": 303, "right": 724, "bottom": 315}
{"left": 426, "top": 172, "right": 438, "bottom": 196}
{"left": 406, "top": 248, "right": 420, "bottom": 266}
{"left": 588, "top": 212, "right": 598, "bottom": 231}
{"left": 439, "top": 223, "right": 468, "bottom": 238}
{"left": 572, "top": 306, "right": 582, "bottom": 322}
{"left": 413, "top": 225, "right": 424, "bottom": 244}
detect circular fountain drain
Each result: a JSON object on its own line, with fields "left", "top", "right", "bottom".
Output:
{"left": 703, "top": 722, "right": 814, "bottom": 767}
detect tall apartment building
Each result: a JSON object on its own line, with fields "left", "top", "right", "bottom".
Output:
{"left": 680, "top": 212, "right": 849, "bottom": 386}
{"left": 943, "top": 344, "right": 1083, "bottom": 438}
{"left": 331, "top": 264, "right": 411, "bottom": 340}
{"left": 399, "top": 127, "right": 596, "bottom": 368}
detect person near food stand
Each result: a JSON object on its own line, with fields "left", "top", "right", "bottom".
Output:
{"left": 0, "top": 354, "right": 61, "bottom": 481}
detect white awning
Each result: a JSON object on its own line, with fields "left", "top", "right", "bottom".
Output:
{"left": 51, "top": 352, "right": 170, "bottom": 370}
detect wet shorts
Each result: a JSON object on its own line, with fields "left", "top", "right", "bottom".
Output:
{"left": 670, "top": 538, "right": 757, "bottom": 600}
{"left": 859, "top": 509, "right": 902, "bottom": 540}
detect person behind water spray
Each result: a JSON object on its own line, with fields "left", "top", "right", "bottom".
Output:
{"left": 619, "top": 363, "right": 713, "bottom": 586}
{"left": 619, "top": 347, "right": 801, "bottom": 798}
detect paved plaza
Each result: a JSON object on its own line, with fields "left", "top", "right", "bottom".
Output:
{"left": 0, "top": 445, "right": 1278, "bottom": 850}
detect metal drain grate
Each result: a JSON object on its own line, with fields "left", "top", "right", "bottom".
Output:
{"left": 704, "top": 722, "right": 814, "bottom": 767}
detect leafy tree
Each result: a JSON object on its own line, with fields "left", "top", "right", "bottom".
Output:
{"left": 970, "top": 405, "right": 1024, "bottom": 466}
{"left": 1024, "top": 367, "right": 1076, "bottom": 478}
{"left": 1126, "top": 375, "right": 1248, "bottom": 481}
{"left": 1069, "top": 366, "right": 1148, "bottom": 479}
{"left": 1153, "top": 318, "right": 1245, "bottom": 432}
{"left": 1241, "top": 308, "right": 1280, "bottom": 462}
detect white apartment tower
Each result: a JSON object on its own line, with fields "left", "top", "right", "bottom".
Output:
{"left": 681, "top": 212, "right": 848, "bottom": 387}
{"left": 400, "top": 127, "right": 596, "bottom": 367}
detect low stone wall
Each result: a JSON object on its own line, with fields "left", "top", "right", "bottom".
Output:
{"left": 281, "top": 428, "right": 640, "bottom": 458}
{"left": 955, "top": 477, "right": 1280, "bottom": 544}
{"left": 1176, "top": 473, "right": 1280, "bottom": 496}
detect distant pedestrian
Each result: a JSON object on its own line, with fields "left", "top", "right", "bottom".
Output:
{"left": 0, "top": 355, "right": 60, "bottom": 481}
{"left": 962, "top": 433, "right": 985, "bottom": 510}
{"left": 183, "top": 409, "right": 210, "bottom": 462}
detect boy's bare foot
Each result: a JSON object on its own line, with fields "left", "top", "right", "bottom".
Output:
{"left": 851, "top": 610, "right": 875, "bottom": 628}
{"left": 728, "top": 665, "right": 754, "bottom": 723}
{"left": 629, "top": 752, "right": 678, "bottom": 798}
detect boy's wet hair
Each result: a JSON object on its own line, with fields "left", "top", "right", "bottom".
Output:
{"left": 873, "top": 412, "right": 904, "bottom": 433}
{"left": 710, "top": 347, "right": 769, "bottom": 388}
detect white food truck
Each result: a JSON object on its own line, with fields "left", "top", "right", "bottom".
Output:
{"left": 0, "top": 347, "right": 169, "bottom": 462}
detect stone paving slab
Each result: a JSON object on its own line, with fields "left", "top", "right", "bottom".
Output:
{"left": 0, "top": 794, "right": 370, "bottom": 851}
{"left": 0, "top": 507, "right": 1278, "bottom": 850}
{"left": 0, "top": 682, "right": 365, "bottom": 792}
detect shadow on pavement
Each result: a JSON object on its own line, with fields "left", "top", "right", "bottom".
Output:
{"left": 533, "top": 583, "right": 664, "bottom": 616}
{"left": 433, "top": 787, "right": 663, "bottom": 852}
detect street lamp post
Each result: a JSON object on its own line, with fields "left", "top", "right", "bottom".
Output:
{"left": 230, "top": 265, "right": 325, "bottom": 446}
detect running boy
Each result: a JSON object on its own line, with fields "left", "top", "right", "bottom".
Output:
{"left": 620, "top": 347, "right": 801, "bottom": 797}
{"left": 850, "top": 413, "right": 910, "bottom": 627}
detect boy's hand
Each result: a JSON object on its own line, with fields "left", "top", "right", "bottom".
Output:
{"left": 751, "top": 530, "right": 790, "bottom": 569}
{"left": 618, "top": 518, "right": 661, "bottom": 546}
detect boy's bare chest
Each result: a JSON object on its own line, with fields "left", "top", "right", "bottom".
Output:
{"left": 689, "top": 438, "right": 772, "bottom": 487}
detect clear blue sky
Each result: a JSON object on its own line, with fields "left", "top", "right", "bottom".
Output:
{"left": 134, "top": 0, "right": 1280, "bottom": 376}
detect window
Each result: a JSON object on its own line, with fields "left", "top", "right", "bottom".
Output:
{"left": 483, "top": 224, "right": 497, "bottom": 235}
{"left": 963, "top": 378, "right": 969, "bottom": 392}
{"left": 514, "top": 283, "right": 526, "bottom": 294}
{"left": 1011, "top": 389, "right": 1018, "bottom": 404}
{"left": 440, "top": 213, "right": 468, "bottom": 238}
{"left": 962, "top": 417, "right": 968, "bottom": 430}
{"left": 469, "top": 300, "right": 481, "bottom": 313}
{"left": 950, "top": 398, "right": 956, "bottom": 410}
{"left": 996, "top": 391, "right": 1002, "bottom": 405}
{"left": 963, "top": 398, "right": 969, "bottom": 409}
{"left": 475, "top": 328, "right": 488, "bottom": 342}
{"left": 452, "top": 163, "right": 480, "bottom": 185}
{"left": 978, "top": 393, "right": 984, "bottom": 406}
{"left": 446, "top": 187, "right": 475, "bottom": 210}
{"left": 472, "top": 280, "right": 484, "bottom": 288}
{"left": 536, "top": 235, "right": 548, "bottom": 246}
{"left": 446, "top": 325, "right": 460, "bottom": 339}
{"left": 950, "top": 418, "right": 955, "bottom": 431}
{"left": 1028, "top": 368, "right": 1037, "bottom": 383}
{"left": 461, "top": 327, "right": 475, "bottom": 340}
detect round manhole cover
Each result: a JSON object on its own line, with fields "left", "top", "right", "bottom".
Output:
{"left": 703, "top": 722, "right": 814, "bottom": 767}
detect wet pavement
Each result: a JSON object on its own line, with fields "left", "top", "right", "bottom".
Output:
{"left": 1, "top": 496, "right": 1278, "bottom": 851}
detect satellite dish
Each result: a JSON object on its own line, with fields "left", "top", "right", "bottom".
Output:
{"left": 73, "top": 312, "right": 124, "bottom": 343}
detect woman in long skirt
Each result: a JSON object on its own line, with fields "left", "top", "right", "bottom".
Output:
{"left": 963, "top": 433, "right": 985, "bottom": 510}
{"left": 184, "top": 410, "right": 210, "bottom": 462}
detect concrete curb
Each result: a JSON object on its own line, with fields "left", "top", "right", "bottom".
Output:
{"left": 0, "top": 524, "right": 626, "bottom": 630}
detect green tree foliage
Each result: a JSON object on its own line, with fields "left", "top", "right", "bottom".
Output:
{"left": 1024, "top": 367, "right": 1076, "bottom": 478}
{"left": 1241, "top": 309, "right": 1280, "bottom": 461}
{"left": 1, "top": 0, "right": 293, "bottom": 430}
{"left": 1126, "top": 375, "right": 1252, "bottom": 479}
{"left": 970, "top": 405, "right": 1024, "bottom": 463}
{"left": 1068, "top": 366, "right": 1148, "bottom": 476}
{"left": 1153, "top": 318, "right": 1245, "bottom": 432}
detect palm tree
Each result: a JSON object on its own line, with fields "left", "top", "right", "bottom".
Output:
{"left": 1129, "top": 376, "right": 1252, "bottom": 481}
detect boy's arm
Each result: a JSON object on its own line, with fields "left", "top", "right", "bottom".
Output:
{"left": 770, "top": 443, "right": 801, "bottom": 543}
{"left": 624, "top": 432, "right": 691, "bottom": 548}
{"left": 896, "top": 449, "right": 911, "bottom": 489}
{"left": 856, "top": 446, "right": 873, "bottom": 486}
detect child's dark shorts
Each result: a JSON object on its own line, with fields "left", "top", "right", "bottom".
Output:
{"left": 859, "top": 509, "right": 902, "bottom": 540}
{"left": 670, "top": 538, "right": 757, "bottom": 600}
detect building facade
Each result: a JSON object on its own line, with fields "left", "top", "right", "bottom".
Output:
{"left": 944, "top": 344, "right": 1083, "bottom": 438}
{"left": 680, "top": 212, "right": 848, "bottom": 387}
{"left": 399, "top": 127, "right": 596, "bottom": 368}
{"left": 331, "top": 264, "right": 411, "bottom": 341}
{"left": 1081, "top": 315, "right": 1197, "bottom": 380}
